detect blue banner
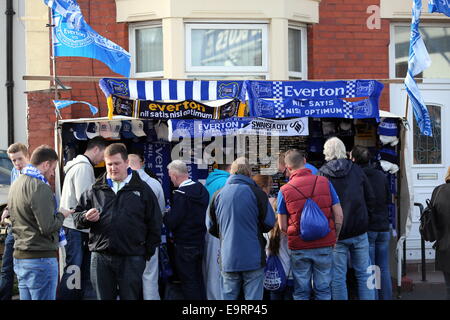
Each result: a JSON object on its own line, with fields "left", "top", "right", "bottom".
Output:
{"left": 99, "top": 78, "right": 246, "bottom": 101}
{"left": 144, "top": 142, "right": 172, "bottom": 201}
{"left": 245, "top": 80, "right": 384, "bottom": 119}
{"left": 429, "top": 0, "right": 450, "bottom": 16}
{"left": 44, "top": 0, "right": 131, "bottom": 77}
{"left": 53, "top": 100, "right": 98, "bottom": 115}
{"left": 405, "top": 0, "right": 432, "bottom": 136}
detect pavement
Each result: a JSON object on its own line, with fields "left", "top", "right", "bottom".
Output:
{"left": 395, "top": 270, "right": 447, "bottom": 300}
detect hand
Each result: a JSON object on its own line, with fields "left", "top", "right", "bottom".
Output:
{"left": 1, "top": 208, "right": 10, "bottom": 225}
{"left": 85, "top": 208, "right": 101, "bottom": 222}
{"left": 59, "top": 208, "right": 75, "bottom": 218}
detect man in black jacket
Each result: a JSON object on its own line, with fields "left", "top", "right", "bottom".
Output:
{"left": 73, "top": 143, "right": 162, "bottom": 300}
{"left": 164, "top": 160, "right": 209, "bottom": 300}
{"left": 351, "top": 145, "right": 392, "bottom": 300}
{"left": 319, "top": 137, "right": 376, "bottom": 300}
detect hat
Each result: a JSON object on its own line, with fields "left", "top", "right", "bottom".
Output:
{"left": 120, "top": 120, "right": 137, "bottom": 139}
{"left": 378, "top": 118, "right": 398, "bottom": 137}
{"left": 73, "top": 123, "right": 88, "bottom": 140}
{"left": 86, "top": 122, "right": 100, "bottom": 139}
{"left": 131, "top": 120, "right": 146, "bottom": 137}
{"left": 99, "top": 122, "right": 112, "bottom": 138}
{"left": 154, "top": 121, "right": 168, "bottom": 141}
{"left": 110, "top": 121, "right": 122, "bottom": 140}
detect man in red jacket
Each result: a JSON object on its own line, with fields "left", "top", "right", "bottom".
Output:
{"left": 277, "top": 149, "right": 343, "bottom": 300}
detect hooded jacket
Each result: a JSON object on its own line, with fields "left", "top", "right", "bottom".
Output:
{"left": 359, "top": 164, "right": 391, "bottom": 232}
{"left": 205, "top": 169, "right": 230, "bottom": 199}
{"left": 72, "top": 171, "right": 162, "bottom": 259}
{"left": 60, "top": 155, "right": 95, "bottom": 232}
{"left": 163, "top": 179, "right": 209, "bottom": 247}
{"left": 209, "top": 174, "right": 275, "bottom": 272}
{"left": 431, "top": 182, "right": 450, "bottom": 273}
{"left": 319, "top": 159, "right": 375, "bottom": 240}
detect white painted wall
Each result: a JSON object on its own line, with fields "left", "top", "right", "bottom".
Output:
{"left": 0, "top": 0, "right": 28, "bottom": 150}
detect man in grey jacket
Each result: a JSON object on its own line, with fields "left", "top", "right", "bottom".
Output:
{"left": 8, "top": 145, "right": 72, "bottom": 300}
{"left": 57, "top": 136, "right": 108, "bottom": 300}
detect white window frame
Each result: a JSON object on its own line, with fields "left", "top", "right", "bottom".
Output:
{"left": 185, "top": 23, "right": 268, "bottom": 74}
{"left": 288, "top": 24, "right": 308, "bottom": 80}
{"left": 389, "top": 22, "right": 450, "bottom": 83}
{"left": 129, "top": 22, "right": 164, "bottom": 78}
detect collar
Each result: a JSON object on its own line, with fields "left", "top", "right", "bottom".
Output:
{"left": 289, "top": 168, "right": 313, "bottom": 180}
{"left": 106, "top": 168, "right": 133, "bottom": 188}
{"left": 179, "top": 178, "right": 195, "bottom": 188}
{"left": 82, "top": 154, "right": 95, "bottom": 168}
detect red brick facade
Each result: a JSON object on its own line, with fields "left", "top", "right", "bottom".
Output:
{"left": 26, "top": 0, "right": 392, "bottom": 150}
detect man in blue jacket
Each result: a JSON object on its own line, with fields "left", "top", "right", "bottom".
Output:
{"left": 203, "top": 163, "right": 231, "bottom": 300}
{"left": 164, "top": 160, "right": 209, "bottom": 300}
{"left": 209, "top": 157, "right": 275, "bottom": 300}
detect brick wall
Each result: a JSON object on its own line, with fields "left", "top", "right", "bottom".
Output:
{"left": 308, "top": 0, "right": 390, "bottom": 111}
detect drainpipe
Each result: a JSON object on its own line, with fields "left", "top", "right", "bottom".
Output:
{"left": 6, "top": 0, "right": 15, "bottom": 145}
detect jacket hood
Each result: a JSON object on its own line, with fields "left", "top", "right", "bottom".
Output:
{"left": 64, "top": 154, "right": 92, "bottom": 174}
{"left": 205, "top": 169, "right": 230, "bottom": 187}
{"left": 320, "top": 159, "right": 353, "bottom": 178}
{"left": 178, "top": 180, "right": 209, "bottom": 205}
{"left": 226, "top": 174, "right": 257, "bottom": 187}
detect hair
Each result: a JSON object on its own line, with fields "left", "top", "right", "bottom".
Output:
{"left": 167, "top": 160, "right": 188, "bottom": 175}
{"left": 252, "top": 175, "right": 273, "bottom": 192}
{"left": 284, "top": 149, "right": 305, "bottom": 170}
{"left": 128, "top": 153, "right": 144, "bottom": 162}
{"left": 351, "top": 145, "right": 371, "bottom": 165}
{"left": 230, "top": 157, "right": 252, "bottom": 176}
{"left": 86, "top": 136, "right": 108, "bottom": 151}
{"left": 217, "top": 163, "right": 231, "bottom": 171}
{"left": 268, "top": 220, "right": 281, "bottom": 256}
{"left": 323, "top": 137, "right": 347, "bottom": 161}
{"left": 104, "top": 143, "right": 128, "bottom": 161}
{"left": 30, "top": 145, "right": 58, "bottom": 166}
{"left": 7, "top": 142, "right": 28, "bottom": 156}
{"left": 445, "top": 166, "right": 450, "bottom": 183}
{"left": 278, "top": 152, "right": 286, "bottom": 167}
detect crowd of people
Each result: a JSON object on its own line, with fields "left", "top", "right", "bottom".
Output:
{"left": 0, "top": 136, "right": 449, "bottom": 300}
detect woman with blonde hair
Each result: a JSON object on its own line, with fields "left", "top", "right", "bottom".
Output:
{"left": 429, "top": 167, "right": 450, "bottom": 300}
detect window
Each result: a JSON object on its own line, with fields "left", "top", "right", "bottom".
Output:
{"left": 186, "top": 23, "right": 268, "bottom": 75}
{"left": 129, "top": 23, "right": 163, "bottom": 77}
{"left": 288, "top": 26, "right": 308, "bottom": 79}
{"left": 393, "top": 25, "right": 450, "bottom": 79}
{"left": 413, "top": 104, "right": 442, "bottom": 165}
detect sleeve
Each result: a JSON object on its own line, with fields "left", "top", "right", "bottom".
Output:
{"left": 72, "top": 188, "right": 94, "bottom": 229}
{"left": 73, "top": 164, "right": 95, "bottom": 205}
{"left": 162, "top": 190, "right": 187, "bottom": 231}
{"left": 263, "top": 201, "right": 276, "bottom": 230}
{"left": 277, "top": 190, "right": 288, "bottom": 215}
{"left": 384, "top": 175, "right": 391, "bottom": 205}
{"left": 30, "top": 184, "right": 64, "bottom": 236}
{"left": 207, "top": 191, "right": 220, "bottom": 238}
{"left": 328, "top": 181, "right": 341, "bottom": 205}
{"left": 144, "top": 186, "right": 162, "bottom": 260}
{"left": 362, "top": 172, "right": 376, "bottom": 215}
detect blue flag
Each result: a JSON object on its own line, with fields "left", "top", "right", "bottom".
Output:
{"left": 429, "top": 0, "right": 450, "bottom": 16}
{"left": 405, "top": 0, "right": 432, "bottom": 136}
{"left": 44, "top": 0, "right": 131, "bottom": 77}
{"left": 53, "top": 100, "right": 98, "bottom": 115}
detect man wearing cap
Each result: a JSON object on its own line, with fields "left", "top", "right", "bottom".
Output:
{"left": 57, "top": 136, "right": 108, "bottom": 300}
{"left": 72, "top": 143, "right": 162, "bottom": 300}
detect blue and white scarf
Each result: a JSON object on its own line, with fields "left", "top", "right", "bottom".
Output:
{"left": 22, "top": 164, "right": 67, "bottom": 247}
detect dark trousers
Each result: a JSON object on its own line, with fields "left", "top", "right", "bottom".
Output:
{"left": 57, "top": 228, "right": 96, "bottom": 300}
{"left": 174, "top": 244, "right": 206, "bottom": 300}
{"left": 0, "top": 231, "right": 14, "bottom": 300}
{"left": 444, "top": 271, "right": 450, "bottom": 300}
{"left": 90, "top": 252, "right": 146, "bottom": 300}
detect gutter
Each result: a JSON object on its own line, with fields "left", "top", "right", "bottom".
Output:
{"left": 6, "top": 0, "right": 15, "bottom": 145}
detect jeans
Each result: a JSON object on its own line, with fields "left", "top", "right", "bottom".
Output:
{"left": 291, "top": 246, "right": 333, "bottom": 300}
{"left": 332, "top": 233, "right": 375, "bottom": 300}
{"left": 443, "top": 271, "right": 450, "bottom": 300}
{"left": 368, "top": 231, "right": 392, "bottom": 300}
{"left": 13, "top": 257, "right": 58, "bottom": 300}
{"left": 57, "top": 228, "right": 95, "bottom": 300}
{"left": 90, "top": 252, "right": 146, "bottom": 300}
{"left": 174, "top": 244, "right": 206, "bottom": 300}
{"left": 221, "top": 267, "right": 265, "bottom": 300}
{"left": 0, "top": 231, "right": 15, "bottom": 300}
{"left": 142, "top": 247, "right": 160, "bottom": 300}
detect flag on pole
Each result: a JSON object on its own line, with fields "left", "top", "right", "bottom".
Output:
{"left": 429, "top": 0, "right": 450, "bottom": 16}
{"left": 53, "top": 100, "right": 99, "bottom": 115}
{"left": 405, "top": 0, "right": 432, "bottom": 136}
{"left": 44, "top": 0, "right": 131, "bottom": 77}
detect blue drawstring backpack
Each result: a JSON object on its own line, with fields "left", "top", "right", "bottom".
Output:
{"left": 263, "top": 254, "right": 287, "bottom": 292}
{"left": 288, "top": 177, "right": 330, "bottom": 241}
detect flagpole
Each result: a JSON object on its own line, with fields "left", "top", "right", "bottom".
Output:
{"left": 48, "top": 7, "right": 61, "bottom": 119}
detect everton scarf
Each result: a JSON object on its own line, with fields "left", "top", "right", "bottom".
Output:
{"left": 22, "top": 164, "right": 67, "bottom": 247}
